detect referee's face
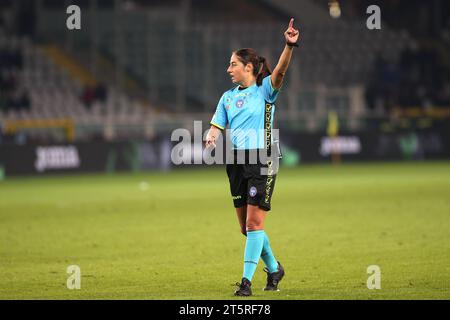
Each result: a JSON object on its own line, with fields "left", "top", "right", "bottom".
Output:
{"left": 227, "top": 53, "right": 251, "bottom": 85}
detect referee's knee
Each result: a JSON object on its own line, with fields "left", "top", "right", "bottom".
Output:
{"left": 246, "top": 221, "right": 263, "bottom": 231}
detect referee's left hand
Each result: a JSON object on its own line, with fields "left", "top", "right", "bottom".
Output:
{"left": 284, "top": 18, "right": 300, "bottom": 43}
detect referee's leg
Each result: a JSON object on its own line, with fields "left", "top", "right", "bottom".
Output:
{"left": 246, "top": 204, "right": 266, "bottom": 231}
{"left": 236, "top": 206, "right": 247, "bottom": 236}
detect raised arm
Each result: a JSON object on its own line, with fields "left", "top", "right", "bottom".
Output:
{"left": 271, "top": 18, "right": 300, "bottom": 90}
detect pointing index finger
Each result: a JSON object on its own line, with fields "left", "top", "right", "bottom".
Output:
{"left": 288, "top": 18, "right": 294, "bottom": 29}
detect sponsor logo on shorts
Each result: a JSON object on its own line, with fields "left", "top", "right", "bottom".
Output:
{"left": 232, "top": 195, "right": 242, "bottom": 200}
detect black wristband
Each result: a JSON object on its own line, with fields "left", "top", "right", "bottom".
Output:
{"left": 286, "top": 41, "right": 299, "bottom": 48}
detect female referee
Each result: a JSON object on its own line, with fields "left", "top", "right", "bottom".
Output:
{"left": 205, "top": 18, "right": 299, "bottom": 296}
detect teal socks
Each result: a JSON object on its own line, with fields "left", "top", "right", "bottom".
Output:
{"left": 243, "top": 230, "right": 265, "bottom": 281}
{"left": 243, "top": 230, "right": 279, "bottom": 281}
{"left": 261, "top": 232, "right": 279, "bottom": 273}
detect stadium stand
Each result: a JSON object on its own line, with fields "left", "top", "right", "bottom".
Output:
{"left": 1, "top": 0, "right": 449, "bottom": 143}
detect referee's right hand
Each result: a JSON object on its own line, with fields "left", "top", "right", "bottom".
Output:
{"left": 205, "top": 126, "right": 220, "bottom": 149}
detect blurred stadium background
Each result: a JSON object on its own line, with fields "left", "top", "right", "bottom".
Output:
{"left": 0, "top": 0, "right": 449, "bottom": 173}
{"left": 0, "top": 0, "right": 450, "bottom": 300}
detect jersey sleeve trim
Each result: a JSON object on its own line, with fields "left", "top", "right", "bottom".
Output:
{"left": 210, "top": 122, "right": 225, "bottom": 130}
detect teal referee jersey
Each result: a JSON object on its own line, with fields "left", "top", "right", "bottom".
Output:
{"left": 210, "top": 75, "right": 280, "bottom": 150}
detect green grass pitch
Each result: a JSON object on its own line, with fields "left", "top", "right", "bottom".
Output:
{"left": 1, "top": 162, "right": 449, "bottom": 300}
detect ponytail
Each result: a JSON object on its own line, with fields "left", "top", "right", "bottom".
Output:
{"left": 256, "top": 56, "right": 272, "bottom": 86}
{"left": 234, "top": 48, "right": 272, "bottom": 86}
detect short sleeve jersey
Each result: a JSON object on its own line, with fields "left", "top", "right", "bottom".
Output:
{"left": 210, "top": 75, "right": 280, "bottom": 150}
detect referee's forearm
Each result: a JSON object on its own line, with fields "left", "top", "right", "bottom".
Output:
{"left": 276, "top": 45, "right": 294, "bottom": 75}
{"left": 272, "top": 45, "right": 294, "bottom": 86}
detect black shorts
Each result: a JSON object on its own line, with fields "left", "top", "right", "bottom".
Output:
{"left": 226, "top": 155, "right": 277, "bottom": 211}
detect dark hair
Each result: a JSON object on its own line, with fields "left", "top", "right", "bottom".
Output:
{"left": 234, "top": 48, "right": 271, "bottom": 86}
